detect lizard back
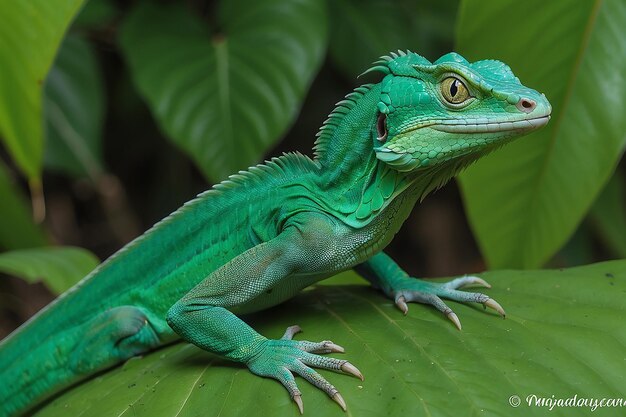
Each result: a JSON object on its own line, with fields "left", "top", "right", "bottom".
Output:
{"left": 0, "top": 153, "right": 320, "bottom": 377}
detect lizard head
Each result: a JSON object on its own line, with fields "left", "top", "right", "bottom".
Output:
{"left": 369, "top": 51, "right": 552, "bottom": 172}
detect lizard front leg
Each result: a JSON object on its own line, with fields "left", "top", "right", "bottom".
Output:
{"left": 166, "top": 227, "right": 362, "bottom": 414}
{"left": 355, "top": 252, "right": 506, "bottom": 330}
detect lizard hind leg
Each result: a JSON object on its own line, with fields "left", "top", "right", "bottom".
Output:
{"left": 70, "top": 305, "right": 161, "bottom": 374}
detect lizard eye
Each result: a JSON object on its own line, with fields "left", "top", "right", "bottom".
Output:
{"left": 440, "top": 77, "right": 470, "bottom": 104}
{"left": 376, "top": 113, "right": 387, "bottom": 142}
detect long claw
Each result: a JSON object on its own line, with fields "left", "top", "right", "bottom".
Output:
{"left": 447, "top": 312, "right": 462, "bottom": 331}
{"left": 395, "top": 295, "right": 408, "bottom": 315}
{"left": 341, "top": 361, "right": 364, "bottom": 381}
{"left": 293, "top": 394, "right": 304, "bottom": 414}
{"left": 326, "top": 342, "right": 345, "bottom": 353}
{"left": 445, "top": 275, "right": 492, "bottom": 290}
{"left": 469, "top": 276, "right": 491, "bottom": 288}
{"left": 332, "top": 392, "right": 347, "bottom": 411}
{"left": 484, "top": 298, "right": 506, "bottom": 317}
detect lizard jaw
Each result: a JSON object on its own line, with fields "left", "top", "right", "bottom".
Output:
{"left": 375, "top": 111, "right": 551, "bottom": 172}
{"left": 430, "top": 115, "right": 550, "bottom": 134}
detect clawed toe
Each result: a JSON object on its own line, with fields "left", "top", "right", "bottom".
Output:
{"left": 443, "top": 275, "right": 491, "bottom": 290}
{"left": 293, "top": 394, "right": 304, "bottom": 414}
{"left": 250, "top": 328, "right": 361, "bottom": 413}
{"left": 281, "top": 325, "right": 302, "bottom": 340}
{"left": 464, "top": 276, "right": 491, "bottom": 289}
{"left": 391, "top": 275, "right": 507, "bottom": 330}
{"left": 341, "top": 361, "right": 364, "bottom": 380}
{"left": 395, "top": 295, "right": 409, "bottom": 315}
{"left": 446, "top": 311, "right": 462, "bottom": 331}
{"left": 483, "top": 298, "right": 506, "bottom": 317}
{"left": 324, "top": 342, "right": 345, "bottom": 353}
{"left": 332, "top": 392, "right": 347, "bottom": 411}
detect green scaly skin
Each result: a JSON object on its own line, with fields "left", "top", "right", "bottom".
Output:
{"left": 0, "top": 51, "right": 551, "bottom": 416}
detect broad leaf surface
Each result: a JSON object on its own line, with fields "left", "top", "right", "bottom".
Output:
{"left": 45, "top": 35, "right": 105, "bottom": 180}
{"left": 73, "top": 0, "right": 117, "bottom": 30}
{"left": 0, "top": 0, "right": 86, "bottom": 182}
{"left": 457, "top": 0, "right": 626, "bottom": 268}
{"left": 120, "top": 0, "right": 327, "bottom": 182}
{"left": 0, "top": 164, "right": 47, "bottom": 250}
{"left": 35, "top": 261, "right": 626, "bottom": 417}
{"left": 0, "top": 247, "right": 99, "bottom": 295}
{"left": 589, "top": 173, "right": 626, "bottom": 258}
{"left": 329, "top": 0, "right": 457, "bottom": 80}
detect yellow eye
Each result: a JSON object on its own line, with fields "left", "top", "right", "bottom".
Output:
{"left": 440, "top": 77, "right": 470, "bottom": 104}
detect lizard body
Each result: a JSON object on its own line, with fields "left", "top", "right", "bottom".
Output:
{"left": 0, "top": 51, "right": 551, "bottom": 416}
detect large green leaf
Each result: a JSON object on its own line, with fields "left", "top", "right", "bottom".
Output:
{"left": 45, "top": 35, "right": 105, "bottom": 180}
{"left": 456, "top": 0, "right": 626, "bottom": 268}
{"left": 72, "top": 0, "right": 117, "bottom": 30}
{"left": 0, "top": 164, "right": 47, "bottom": 251}
{"left": 329, "top": 0, "right": 457, "bottom": 80}
{"left": 0, "top": 0, "right": 86, "bottom": 183}
{"left": 119, "top": 0, "right": 327, "bottom": 182}
{"left": 0, "top": 247, "right": 99, "bottom": 295}
{"left": 35, "top": 261, "right": 625, "bottom": 416}
{"left": 589, "top": 171, "right": 626, "bottom": 258}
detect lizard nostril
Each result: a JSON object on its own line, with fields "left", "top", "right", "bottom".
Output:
{"left": 517, "top": 98, "right": 536, "bottom": 113}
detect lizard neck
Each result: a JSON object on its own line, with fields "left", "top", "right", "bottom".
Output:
{"left": 309, "top": 82, "right": 467, "bottom": 227}
{"left": 315, "top": 83, "right": 382, "bottom": 187}
{"left": 311, "top": 84, "right": 421, "bottom": 225}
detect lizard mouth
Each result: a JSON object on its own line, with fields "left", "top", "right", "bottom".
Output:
{"left": 375, "top": 114, "right": 551, "bottom": 171}
{"left": 429, "top": 115, "right": 551, "bottom": 134}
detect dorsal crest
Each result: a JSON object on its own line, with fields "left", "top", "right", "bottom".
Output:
{"left": 360, "top": 49, "right": 432, "bottom": 78}
{"left": 313, "top": 84, "right": 374, "bottom": 160}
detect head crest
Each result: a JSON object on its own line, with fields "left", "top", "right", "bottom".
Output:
{"left": 360, "top": 50, "right": 481, "bottom": 79}
{"left": 359, "top": 50, "right": 432, "bottom": 78}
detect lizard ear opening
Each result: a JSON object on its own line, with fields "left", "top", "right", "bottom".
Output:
{"left": 376, "top": 113, "right": 388, "bottom": 142}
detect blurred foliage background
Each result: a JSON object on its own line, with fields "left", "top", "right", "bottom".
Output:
{"left": 0, "top": 0, "right": 624, "bottom": 340}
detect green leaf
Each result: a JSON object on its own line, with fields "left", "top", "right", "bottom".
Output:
{"left": 0, "top": 0, "right": 87, "bottom": 183}
{"left": 45, "top": 35, "right": 105, "bottom": 180}
{"left": 119, "top": 0, "right": 328, "bottom": 182}
{"left": 0, "top": 164, "right": 47, "bottom": 250}
{"left": 556, "top": 224, "right": 595, "bottom": 267}
{"left": 329, "top": 0, "right": 457, "bottom": 80}
{"left": 73, "top": 0, "right": 117, "bottom": 30}
{"left": 457, "top": 0, "right": 626, "bottom": 268}
{"left": 0, "top": 247, "right": 99, "bottom": 295}
{"left": 589, "top": 171, "right": 626, "bottom": 258}
{"left": 35, "top": 262, "right": 626, "bottom": 416}
{"left": 328, "top": 0, "right": 416, "bottom": 80}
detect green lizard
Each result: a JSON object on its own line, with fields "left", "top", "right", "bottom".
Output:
{"left": 0, "top": 50, "right": 551, "bottom": 416}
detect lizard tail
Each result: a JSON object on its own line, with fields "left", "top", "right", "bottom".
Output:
{"left": 0, "top": 324, "right": 83, "bottom": 417}
{"left": 0, "top": 336, "right": 75, "bottom": 416}
{"left": 0, "top": 305, "right": 163, "bottom": 416}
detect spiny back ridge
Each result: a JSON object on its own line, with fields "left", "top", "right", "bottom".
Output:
{"left": 68, "top": 152, "right": 317, "bottom": 290}
{"left": 313, "top": 84, "right": 374, "bottom": 160}
{"left": 138, "top": 152, "right": 317, "bottom": 233}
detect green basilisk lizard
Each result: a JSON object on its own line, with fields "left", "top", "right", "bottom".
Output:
{"left": 0, "top": 51, "right": 551, "bottom": 416}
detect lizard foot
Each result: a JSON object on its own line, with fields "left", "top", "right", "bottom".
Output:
{"left": 246, "top": 325, "right": 363, "bottom": 414}
{"left": 392, "top": 275, "right": 506, "bottom": 330}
